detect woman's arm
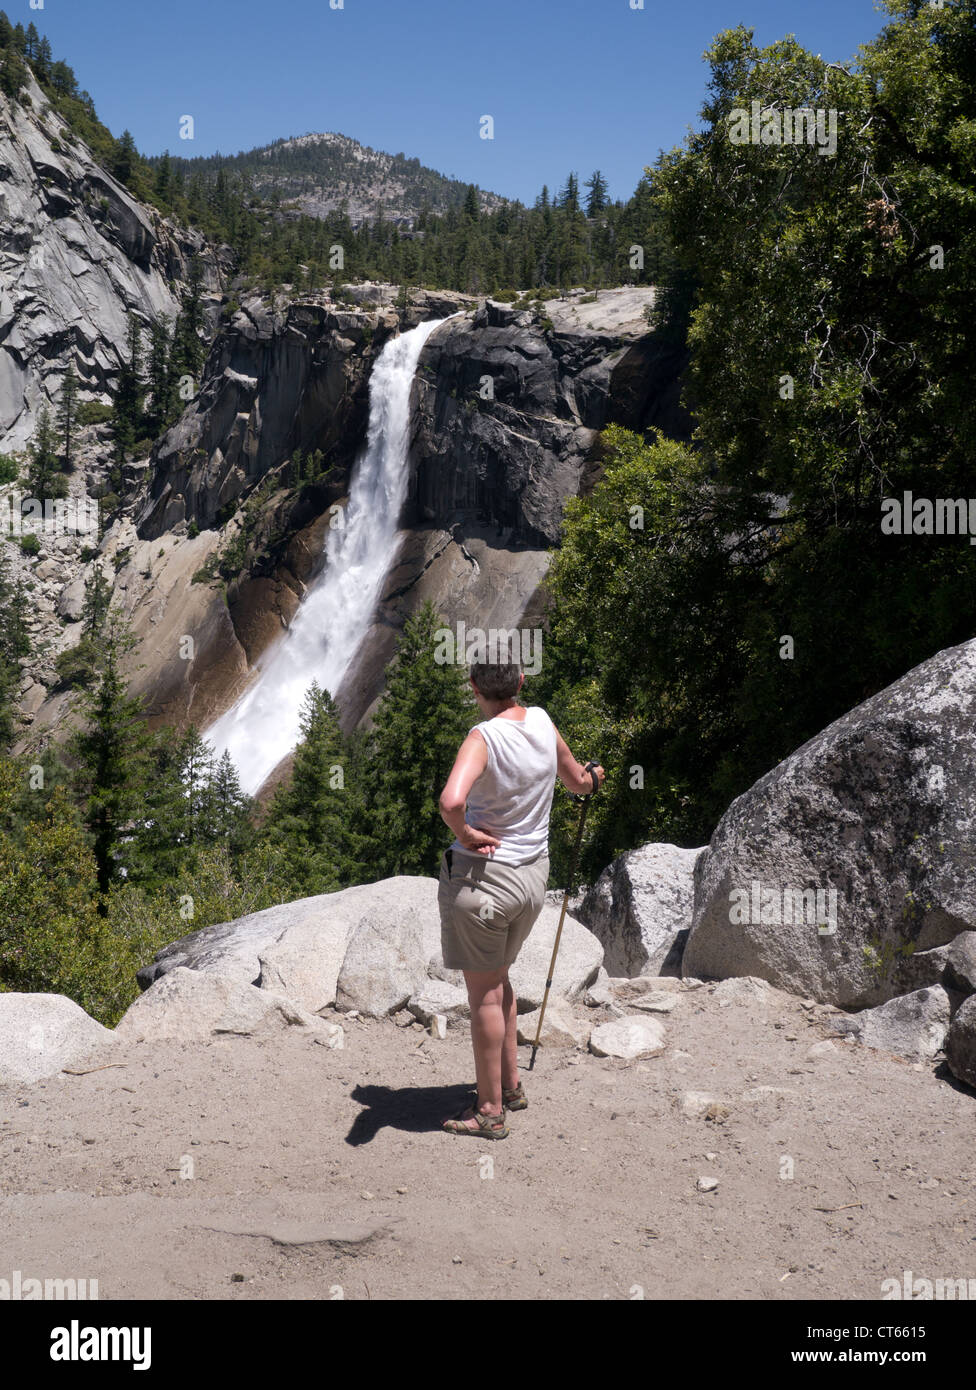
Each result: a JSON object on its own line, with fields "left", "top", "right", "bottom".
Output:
{"left": 553, "top": 726, "right": 605, "bottom": 796}
{"left": 438, "top": 729, "right": 502, "bottom": 855}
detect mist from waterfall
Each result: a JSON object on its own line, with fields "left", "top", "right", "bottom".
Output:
{"left": 206, "top": 315, "right": 451, "bottom": 795}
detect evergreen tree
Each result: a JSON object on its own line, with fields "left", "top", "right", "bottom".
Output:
{"left": 35, "top": 34, "right": 52, "bottom": 81}
{"left": 111, "top": 129, "right": 138, "bottom": 186}
{"left": 207, "top": 749, "right": 253, "bottom": 856}
{"left": 81, "top": 564, "right": 111, "bottom": 637}
{"left": 23, "top": 20, "right": 38, "bottom": 60}
{"left": 111, "top": 314, "right": 145, "bottom": 462}
{"left": 0, "top": 549, "right": 30, "bottom": 750}
{"left": 58, "top": 367, "right": 79, "bottom": 469}
{"left": 69, "top": 616, "right": 155, "bottom": 894}
{"left": 0, "top": 42, "right": 26, "bottom": 98}
{"left": 0, "top": 13, "right": 13, "bottom": 49}
{"left": 363, "top": 601, "right": 475, "bottom": 877}
{"left": 584, "top": 170, "right": 609, "bottom": 218}
{"left": 26, "top": 406, "right": 65, "bottom": 498}
{"left": 266, "top": 682, "right": 359, "bottom": 892}
{"left": 146, "top": 317, "right": 173, "bottom": 436}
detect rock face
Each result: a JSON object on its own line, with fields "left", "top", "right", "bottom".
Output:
{"left": 409, "top": 290, "right": 690, "bottom": 549}
{"left": 0, "top": 994, "right": 118, "bottom": 1085}
{"left": 0, "top": 69, "right": 225, "bottom": 450}
{"left": 136, "top": 874, "right": 604, "bottom": 1019}
{"left": 684, "top": 638, "right": 976, "bottom": 1008}
{"left": 829, "top": 986, "right": 951, "bottom": 1062}
{"left": 579, "top": 843, "right": 704, "bottom": 978}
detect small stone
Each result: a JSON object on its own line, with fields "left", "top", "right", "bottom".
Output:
{"left": 705, "top": 1151, "right": 718, "bottom": 1161}
{"left": 360, "top": 1190, "right": 374, "bottom": 1200}
{"left": 697, "top": 1176, "right": 719, "bottom": 1192}
{"left": 452, "top": 1255, "right": 462, "bottom": 1264}
{"left": 396, "top": 1187, "right": 408, "bottom": 1195}
{"left": 429, "top": 1014, "right": 448, "bottom": 1040}
{"left": 807, "top": 1041, "right": 837, "bottom": 1060}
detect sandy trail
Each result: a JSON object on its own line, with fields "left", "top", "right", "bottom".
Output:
{"left": 1, "top": 983, "right": 973, "bottom": 1301}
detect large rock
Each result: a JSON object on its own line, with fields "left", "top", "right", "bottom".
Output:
{"left": 945, "top": 932, "right": 976, "bottom": 996}
{"left": 138, "top": 875, "right": 602, "bottom": 1022}
{"left": 579, "top": 843, "right": 704, "bottom": 977}
{"left": 335, "top": 878, "right": 445, "bottom": 1016}
{"left": 506, "top": 904, "right": 603, "bottom": 1012}
{"left": 829, "top": 986, "right": 950, "bottom": 1061}
{"left": 946, "top": 996, "right": 976, "bottom": 1088}
{"left": 258, "top": 917, "right": 353, "bottom": 1014}
{"left": 516, "top": 999, "right": 592, "bottom": 1049}
{"left": 0, "top": 994, "right": 118, "bottom": 1085}
{"left": 114, "top": 968, "right": 328, "bottom": 1042}
{"left": 684, "top": 638, "right": 976, "bottom": 1007}
{"left": 588, "top": 1015, "right": 667, "bottom": 1060}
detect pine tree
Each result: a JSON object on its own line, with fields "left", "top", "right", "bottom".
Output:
{"left": 111, "top": 130, "right": 138, "bottom": 187}
{"left": 207, "top": 749, "right": 253, "bottom": 855}
{"left": 363, "top": 601, "right": 475, "bottom": 877}
{"left": 0, "top": 42, "right": 26, "bottom": 98}
{"left": 146, "top": 318, "right": 172, "bottom": 436}
{"left": 69, "top": 617, "right": 156, "bottom": 894}
{"left": 26, "top": 406, "right": 65, "bottom": 499}
{"left": 266, "top": 682, "right": 358, "bottom": 892}
{"left": 0, "top": 13, "right": 13, "bottom": 50}
{"left": 81, "top": 564, "right": 111, "bottom": 637}
{"left": 584, "top": 170, "right": 609, "bottom": 218}
{"left": 58, "top": 367, "right": 79, "bottom": 469}
{"left": 35, "top": 34, "right": 52, "bottom": 81}
{"left": 0, "top": 549, "right": 30, "bottom": 750}
{"left": 23, "top": 20, "right": 38, "bottom": 60}
{"left": 111, "top": 315, "right": 145, "bottom": 462}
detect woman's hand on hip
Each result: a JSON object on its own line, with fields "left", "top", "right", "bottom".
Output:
{"left": 459, "top": 824, "right": 501, "bottom": 856}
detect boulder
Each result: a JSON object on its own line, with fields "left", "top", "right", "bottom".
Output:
{"left": 258, "top": 917, "right": 353, "bottom": 1014}
{"left": 589, "top": 1015, "right": 667, "bottom": 1060}
{"left": 506, "top": 906, "right": 603, "bottom": 1012}
{"left": 407, "top": 980, "right": 470, "bottom": 1026}
{"left": 945, "top": 932, "right": 976, "bottom": 996}
{"left": 579, "top": 843, "right": 704, "bottom": 977}
{"left": 517, "top": 999, "right": 592, "bottom": 1049}
{"left": 114, "top": 968, "right": 328, "bottom": 1042}
{"left": 828, "top": 985, "right": 950, "bottom": 1061}
{"left": 0, "top": 994, "right": 118, "bottom": 1085}
{"left": 945, "top": 995, "right": 976, "bottom": 1088}
{"left": 335, "top": 878, "right": 444, "bottom": 1017}
{"left": 684, "top": 638, "right": 976, "bottom": 1007}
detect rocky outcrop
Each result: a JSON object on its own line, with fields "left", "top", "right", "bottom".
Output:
{"left": 684, "top": 638, "right": 976, "bottom": 1009}
{"left": 578, "top": 842, "right": 704, "bottom": 978}
{"left": 946, "top": 996, "right": 976, "bottom": 1088}
{"left": 0, "top": 69, "right": 226, "bottom": 450}
{"left": 409, "top": 289, "right": 689, "bottom": 548}
{"left": 135, "top": 874, "right": 603, "bottom": 1018}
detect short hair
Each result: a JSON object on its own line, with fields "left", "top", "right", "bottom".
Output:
{"left": 470, "top": 661, "right": 522, "bottom": 701}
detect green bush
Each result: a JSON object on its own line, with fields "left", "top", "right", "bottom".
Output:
{"left": 77, "top": 402, "right": 113, "bottom": 427}
{"left": 0, "top": 453, "right": 19, "bottom": 485}
{"left": 18, "top": 534, "right": 40, "bottom": 557}
{"left": 53, "top": 638, "right": 98, "bottom": 691}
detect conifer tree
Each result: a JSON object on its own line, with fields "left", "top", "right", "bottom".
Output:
{"left": 363, "top": 601, "right": 475, "bottom": 877}
{"left": 58, "top": 367, "right": 79, "bottom": 469}
{"left": 27, "top": 406, "right": 65, "bottom": 498}
{"left": 69, "top": 616, "right": 155, "bottom": 894}
{"left": 111, "top": 315, "right": 145, "bottom": 462}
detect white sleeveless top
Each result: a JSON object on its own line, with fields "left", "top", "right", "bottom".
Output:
{"left": 451, "top": 706, "right": 558, "bottom": 867}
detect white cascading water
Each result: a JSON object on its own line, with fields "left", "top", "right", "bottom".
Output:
{"left": 206, "top": 315, "right": 452, "bottom": 794}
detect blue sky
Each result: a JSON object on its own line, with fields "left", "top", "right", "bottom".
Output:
{"left": 29, "top": 0, "right": 888, "bottom": 203}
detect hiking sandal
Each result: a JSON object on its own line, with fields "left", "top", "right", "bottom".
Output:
{"left": 503, "top": 1082, "right": 528, "bottom": 1111}
{"left": 442, "top": 1102, "right": 509, "bottom": 1140}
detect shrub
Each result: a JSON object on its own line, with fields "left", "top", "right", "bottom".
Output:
{"left": 18, "top": 534, "right": 40, "bottom": 557}
{"left": 0, "top": 453, "right": 19, "bottom": 485}
{"left": 77, "top": 402, "right": 113, "bottom": 427}
{"left": 53, "top": 638, "right": 98, "bottom": 691}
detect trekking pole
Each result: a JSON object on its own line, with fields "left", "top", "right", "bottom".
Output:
{"left": 529, "top": 760, "right": 602, "bottom": 1071}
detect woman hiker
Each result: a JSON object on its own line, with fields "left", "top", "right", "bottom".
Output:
{"left": 437, "top": 659, "right": 604, "bottom": 1139}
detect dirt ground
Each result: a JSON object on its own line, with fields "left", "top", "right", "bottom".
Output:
{"left": 1, "top": 981, "right": 973, "bottom": 1301}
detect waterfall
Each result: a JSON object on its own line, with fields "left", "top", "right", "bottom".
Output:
{"left": 206, "top": 314, "right": 451, "bottom": 795}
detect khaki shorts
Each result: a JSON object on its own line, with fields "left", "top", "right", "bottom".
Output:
{"left": 438, "top": 849, "right": 550, "bottom": 974}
